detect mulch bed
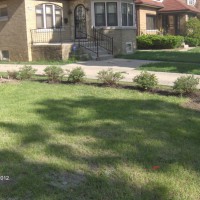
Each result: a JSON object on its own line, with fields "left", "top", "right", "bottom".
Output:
{"left": 0, "top": 78, "right": 19, "bottom": 84}
{"left": 1, "top": 77, "right": 200, "bottom": 111}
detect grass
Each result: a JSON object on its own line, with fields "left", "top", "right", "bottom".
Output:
{"left": 188, "top": 47, "right": 200, "bottom": 53}
{"left": 0, "top": 82, "right": 200, "bottom": 199}
{"left": 0, "top": 58, "right": 77, "bottom": 65}
{"left": 116, "top": 48, "right": 200, "bottom": 63}
{"left": 139, "top": 62, "right": 200, "bottom": 75}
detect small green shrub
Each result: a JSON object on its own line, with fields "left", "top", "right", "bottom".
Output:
{"left": 66, "top": 67, "right": 85, "bottom": 83}
{"left": 137, "top": 35, "right": 184, "bottom": 49}
{"left": 7, "top": 70, "right": 18, "bottom": 79}
{"left": 133, "top": 71, "right": 158, "bottom": 90}
{"left": 18, "top": 65, "right": 37, "bottom": 80}
{"left": 44, "top": 66, "right": 64, "bottom": 83}
{"left": 173, "top": 75, "right": 199, "bottom": 95}
{"left": 97, "top": 68, "right": 125, "bottom": 86}
{"left": 184, "top": 37, "right": 199, "bottom": 47}
{"left": 186, "top": 18, "right": 200, "bottom": 40}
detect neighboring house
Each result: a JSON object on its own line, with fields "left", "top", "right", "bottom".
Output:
{"left": 0, "top": 0, "right": 137, "bottom": 61}
{"left": 135, "top": 0, "right": 200, "bottom": 36}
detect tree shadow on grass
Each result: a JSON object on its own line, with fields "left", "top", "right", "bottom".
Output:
{"left": 1, "top": 96, "right": 200, "bottom": 199}
{"left": 0, "top": 123, "right": 50, "bottom": 145}
{"left": 125, "top": 51, "right": 200, "bottom": 63}
{"left": 139, "top": 62, "right": 200, "bottom": 74}
{"left": 0, "top": 149, "right": 172, "bottom": 200}
{"left": 34, "top": 96, "right": 200, "bottom": 172}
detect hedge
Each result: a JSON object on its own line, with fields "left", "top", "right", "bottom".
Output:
{"left": 184, "top": 37, "right": 199, "bottom": 47}
{"left": 137, "top": 35, "right": 184, "bottom": 49}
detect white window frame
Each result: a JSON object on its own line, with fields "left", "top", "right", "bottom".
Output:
{"left": 121, "top": 2, "right": 134, "bottom": 27}
{"left": 91, "top": 0, "right": 136, "bottom": 29}
{"left": 0, "top": 4, "right": 8, "bottom": 22}
{"left": 187, "top": 0, "right": 196, "bottom": 6}
{"left": 36, "top": 4, "right": 63, "bottom": 29}
{"left": 93, "top": 1, "right": 119, "bottom": 27}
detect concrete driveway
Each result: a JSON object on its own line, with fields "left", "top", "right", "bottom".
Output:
{"left": 0, "top": 58, "right": 200, "bottom": 87}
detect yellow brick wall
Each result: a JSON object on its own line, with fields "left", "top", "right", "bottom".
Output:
{"left": 24, "top": 0, "right": 69, "bottom": 61}
{"left": 0, "top": 0, "right": 29, "bottom": 61}
{"left": 137, "top": 6, "right": 157, "bottom": 35}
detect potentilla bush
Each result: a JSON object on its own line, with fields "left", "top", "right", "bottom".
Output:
{"left": 133, "top": 71, "right": 158, "bottom": 90}
{"left": 7, "top": 70, "right": 18, "bottom": 79}
{"left": 173, "top": 75, "right": 199, "bottom": 95}
{"left": 66, "top": 67, "right": 85, "bottom": 83}
{"left": 18, "top": 65, "right": 37, "bottom": 80}
{"left": 44, "top": 66, "right": 64, "bottom": 83}
{"left": 97, "top": 68, "right": 125, "bottom": 86}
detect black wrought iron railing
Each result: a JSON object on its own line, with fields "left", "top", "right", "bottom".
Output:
{"left": 31, "top": 27, "right": 70, "bottom": 44}
{"left": 76, "top": 31, "right": 98, "bottom": 57}
{"left": 92, "top": 27, "right": 113, "bottom": 55}
{"left": 31, "top": 27, "right": 114, "bottom": 60}
{"left": 76, "top": 28, "right": 113, "bottom": 59}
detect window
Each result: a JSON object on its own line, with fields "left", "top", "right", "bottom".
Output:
{"left": 0, "top": 50, "right": 9, "bottom": 61}
{"left": 36, "top": 4, "right": 62, "bottom": 29}
{"left": 107, "top": 3, "right": 117, "bottom": 26}
{"left": 126, "top": 42, "right": 133, "bottom": 53}
{"left": 187, "top": 0, "right": 196, "bottom": 6}
{"left": 94, "top": 3, "right": 106, "bottom": 26}
{"left": 0, "top": 5, "right": 8, "bottom": 20}
{"left": 146, "top": 15, "right": 156, "bottom": 30}
{"left": 94, "top": 2, "right": 118, "bottom": 27}
{"left": 122, "top": 3, "right": 134, "bottom": 26}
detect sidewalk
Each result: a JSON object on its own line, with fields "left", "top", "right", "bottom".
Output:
{"left": 0, "top": 58, "right": 200, "bottom": 88}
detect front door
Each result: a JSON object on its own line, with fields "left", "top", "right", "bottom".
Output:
{"left": 74, "top": 4, "right": 87, "bottom": 39}
{"left": 174, "top": 15, "right": 180, "bottom": 35}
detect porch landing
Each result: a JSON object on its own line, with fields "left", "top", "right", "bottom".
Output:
{"left": 31, "top": 43, "right": 74, "bottom": 61}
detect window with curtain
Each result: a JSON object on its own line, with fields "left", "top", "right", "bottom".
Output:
{"left": 107, "top": 2, "right": 117, "bottom": 26}
{"left": 146, "top": 15, "right": 156, "bottom": 30}
{"left": 94, "top": 3, "right": 106, "bottom": 26}
{"left": 36, "top": 4, "right": 62, "bottom": 29}
{"left": 94, "top": 2, "right": 118, "bottom": 26}
{"left": 121, "top": 3, "right": 134, "bottom": 26}
{"left": 121, "top": 3, "right": 127, "bottom": 26}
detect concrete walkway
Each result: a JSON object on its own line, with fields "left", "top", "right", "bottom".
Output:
{"left": 0, "top": 58, "right": 200, "bottom": 87}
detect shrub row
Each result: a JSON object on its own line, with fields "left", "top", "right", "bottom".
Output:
{"left": 7, "top": 66, "right": 199, "bottom": 95}
{"left": 137, "top": 35, "right": 184, "bottom": 49}
{"left": 184, "top": 37, "right": 200, "bottom": 47}
{"left": 7, "top": 65, "right": 85, "bottom": 83}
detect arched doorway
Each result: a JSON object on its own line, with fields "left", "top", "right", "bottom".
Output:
{"left": 74, "top": 4, "right": 87, "bottom": 39}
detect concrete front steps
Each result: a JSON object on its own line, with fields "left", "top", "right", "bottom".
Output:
{"left": 74, "top": 40, "right": 113, "bottom": 61}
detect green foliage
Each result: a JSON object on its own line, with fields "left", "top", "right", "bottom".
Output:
{"left": 67, "top": 67, "right": 85, "bottom": 83}
{"left": 133, "top": 71, "right": 158, "bottom": 90}
{"left": 184, "top": 37, "right": 199, "bottom": 47}
{"left": 173, "top": 75, "right": 199, "bottom": 94}
{"left": 44, "top": 66, "right": 64, "bottom": 83}
{"left": 18, "top": 65, "right": 37, "bottom": 80}
{"left": 97, "top": 68, "right": 125, "bottom": 86}
{"left": 7, "top": 70, "right": 18, "bottom": 79}
{"left": 137, "top": 35, "right": 184, "bottom": 49}
{"left": 186, "top": 18, "right": 200, "bottom": 40}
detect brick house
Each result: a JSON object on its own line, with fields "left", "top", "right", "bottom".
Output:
{"left": 135, "top": 0, "right": 200, "bottom": 35}
{"left": 0, "top": 0, "right": 137, "bottom": 61}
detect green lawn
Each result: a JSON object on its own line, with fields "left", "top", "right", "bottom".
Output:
{"left": 0, "top": 58, "right": 76, "bottom": 65}
{"left": 188, "top": 47, "right": 200, "bottom": 53}
{"left": 139, "top": 62, "right": 200, "bottom": 74}
{"left": 0, "top": 82, "right": 200, "bottom": 200}
{"left": 117, "top": 48, "right": 200, "bottom": 63}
